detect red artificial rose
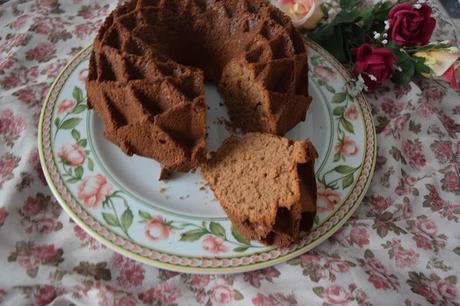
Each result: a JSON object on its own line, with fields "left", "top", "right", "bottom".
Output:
{"left": 388, "top": 3, "right": 436, "bottom": 46}
{"left": 353, "top": 44, "right": 396, "bottom": 90}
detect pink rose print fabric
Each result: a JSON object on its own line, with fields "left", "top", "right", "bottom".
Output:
{"left": 0, "top": 0, "right": 459, "bottom": 305}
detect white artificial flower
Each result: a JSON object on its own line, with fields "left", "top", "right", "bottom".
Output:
{"left": 368, "top": 74, "right": 377, "bottom": 81}
{"left": 373, "top": 32, "right": 381, "bottom": 39}
{"left": 382, "top": 39, "right": 388, "bottom": 44}
{"left": 413, "top": 3, "right": 422, "bottom": 9}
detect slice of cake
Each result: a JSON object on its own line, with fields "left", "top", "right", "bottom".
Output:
{"left": 201, "top": 133, "right": 317, "bottom": 247}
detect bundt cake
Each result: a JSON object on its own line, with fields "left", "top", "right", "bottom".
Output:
{"left": 86, "top": 0, "right": 311, "bottom": 176}
{"left": 201, "top": 133, "right": 317, "bottom": 247}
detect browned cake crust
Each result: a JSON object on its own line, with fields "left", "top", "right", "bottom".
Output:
{"left": 86, "top": 0, "right": 311, "bottom": 176}
{"left": 201, "top": 133, "right": 317, "bottom": 247}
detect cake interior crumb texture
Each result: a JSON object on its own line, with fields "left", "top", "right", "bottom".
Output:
{"left": 201, "top": 133, "right": 317, "bottom": 247}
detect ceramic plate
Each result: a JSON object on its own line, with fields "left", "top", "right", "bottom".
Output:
{"left": 38, "top": 40, "right": 376, "bottom": 274}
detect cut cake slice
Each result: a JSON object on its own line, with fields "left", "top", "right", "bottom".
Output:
{"left": 201, "top": 132, "right": 317, "bottom": 247}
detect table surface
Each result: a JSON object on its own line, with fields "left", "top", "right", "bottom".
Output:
{"left": 0, "top": 1, "right": 459, "bottom": 305}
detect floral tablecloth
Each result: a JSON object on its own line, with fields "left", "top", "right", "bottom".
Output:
{"left": 0, "top": 0, "right": 459, "bottom": 305}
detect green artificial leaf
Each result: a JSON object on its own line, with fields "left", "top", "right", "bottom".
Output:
{"left": 342, "top": 174, "right": 354, "bottom": 188}
{"left": 231, "top": 225, "right": 250, "bottom": 245}
{"left": 72, "top": 86, "right": 84, "bottom": 103}
{"left": 209, "top": 222, "right": 226, "bottom": 238}
{"left": 87, "top": 158, "right": 94, "bottom": 171}
{"left": 332, "top": 92, "right": 347, "bottom": 103}
{"left": 339, "top": 0, "right": 361, "bottom": 10}
{"left": 138, "top": 210, "right": 153, "bottom": 221}
{"left": 334, "top": 165, "right": 355, "bottom": 174}
{"left": 180, "top": 229, "right": 207, "bottom": 242}
{"left": 392, "top": 51, "right": 416, "bottom": 85}
{"left": 121, "top": 208, "right": 133, "bottom": 232}
{"left": 71, "top": 129, "right": 80, "bottom": 141}
{"left": 333, "top": 10, "right": 358, "bottom": 25}
{"left": 333, "top": 106, "right": 345, "bottom": 116}
{"left": 310, "top": 25, "right": 347, "bottom": 63}
{"left": 77, "top": 139, "right": 87, "bottom": 148}
{"left": 233, "top": 246, "right": 249, "bottom": 253}
{"left": 72, "top": 104, "right": 86, "bottom": 114}
{"left": 74, "top": 166, "right": 83, "bottom": 179}
{"left": 341, "top": 118, "right": 355, "bottom": 133}
{"left": 102, "top": 212, "right": 119, "bottom": 227}
{"left": 60, "top": 118, "right": 81, "bottom": 130}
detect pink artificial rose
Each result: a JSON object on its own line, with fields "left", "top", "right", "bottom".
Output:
{"left": 344, "top": 105, "right": 359, "bottom": 120}
{"left": 144, "top": 216, "right": 171, "bottom": 242}
{"left": 394, "top": 248, "right": 419, "bottom": 268}
{"left": 317, "top": 182, "right": 341, "bottom": 212}
{"left": 436, "top": 280, "right": 457, "bottom": 300}
{"left": 349, "top": 226, "right": 369, "bottom": 247}
{"left": 314, "top": 66, "right": 337, "bottom": 82}
{"left": 368, "top": 274, "right": 391, "bottom": 290}
{"left": 323, "top": 285, "right": 351, "bottom": 306}
{"left": 202, "top": 235, "right": 229, "bottom": 254}
{"left": 57, "top": 99, "right": 76, "bottom": 114}
{"left": 210, "top": 279, "right": 233, "bottom": 304}
{"left": 416, "top": 218, "right": 437, "bottom": 235}
{"left": 335, "top": 137, "right": 358, "bottom": 157}
{"left": 58, "top": 144, "right": 85, "bottom": 167}
{"left": 325, "top": 259, "right": 349, "bottom": 273}
{"left": 388, "top": 3, "right": 436, "bottom": 46}
{"left": 77, "top": 174, "right": 113, "bottom": 208}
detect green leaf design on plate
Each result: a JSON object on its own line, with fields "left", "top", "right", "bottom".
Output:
{"left": 342, "top": 174, "right": 354, "bottom": 188}
{"left": 71, "top": 129, "right": 80, "bottom": 141}
{"left": 325, "top": 84, "right": 336, "bottom": 93}
{"left": 72, "top": 104, "right": 86, "bottom": 114}
{"left": 60, "top": 118, "right": 81, "bottom": 130}
{"left": 138, "top": 210, "right": 153, "bottom": 221}
{"left": 102, "top": 212, "right": 119, "bottom": 227}
{"left": 72, "top": 86, "right": 84, "bottom": 103}
{"left": 341, "top": 118, "right": 354, "bottom": 133}
{"left": 180, "top": 229, "right": 207, "bottom": 242}
{"left": 67, "top": 178, "right": 79, "bottom": 184}
{"left": 54, "top": 118, "right": 60, "bottom": 128}
{"left": 332, "top": 92, "right": 347, "bottom": 103}
{"left": 74, "top": 166, "right": 83, "bottom": 179}
{"left": 333, "top": 152, "right": 341, "bottom": 162}
{"left": 209, "top": 222, "right": 226, "bottom": 238}
{"left": 87, "top": 158, "right": 94, "bottom": 171}
{"left": 333, "top": 106, "right": 345, "bottom": 116}
{"left": 121, "top": 208, "right": 133, "bottom": 232}
{"left": 231, "top": 225, "right": 250, "bottom": 245}
{"left": 334, "top": 165, "right": 354, "bottom": 174}
{"left": 233, "top": 246, "right": 249, "bottom": 253}
{"left": 77, "top": 139, "right": 87, "bottom": 148}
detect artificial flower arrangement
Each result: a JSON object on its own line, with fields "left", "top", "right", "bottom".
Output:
{"left": 275, "top": 0, "right": 460, "bottom": 91}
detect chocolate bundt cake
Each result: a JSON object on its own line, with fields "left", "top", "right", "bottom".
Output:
{"left": 201, "top": 133, "right": 317, "bottom": 247}
{"left": 86, "top": 0, "right": 311, "bottom": 176}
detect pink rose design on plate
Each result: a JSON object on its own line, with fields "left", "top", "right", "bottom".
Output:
{"left": 77, "top": 174, "right": 113, "bottom": 208}
{"left": 210, "top": 279, "right": 233, "bottom": 304}
{"left": 317, "top": 182, "right": 341, "bottom": 212}
{"left": 349, "top": 226, "right": 369, "bottom": 247}
{"left": 144, "top": 216, "right": 172, "bottom": 242}
{"left": 323, "top": 285, "right": 351, "bottom": 306}
{"left": 202, "top": 235, "right": 229, "bottom": 254}
{"left": 314, "top": 65, "right": 337, "bottom": 82}
{"left": 344, "top": 105, "right": 358, "bottom": 120}
{"left": 58, "top": 144, "right": 85, "bottom": 167}
{"left": 79, "top": 68, "right": 89, "bottom": 83}
{"left": 57, "top": 99, "right": 76, "bottom": 114}
{"left": 416, "top": 218, "right": 437, "bottom": 235}
{"left": 335, "top": 137, "right": 358, "bottom": 157}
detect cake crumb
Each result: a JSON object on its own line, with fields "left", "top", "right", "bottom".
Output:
{"left": 160, "top": 187, "right": 167, "bottom": 193}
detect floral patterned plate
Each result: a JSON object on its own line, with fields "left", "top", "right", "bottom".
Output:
{"left": 38, "top": 40, "right": 376, "bottom": 274}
